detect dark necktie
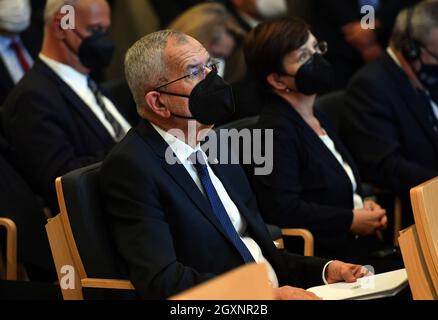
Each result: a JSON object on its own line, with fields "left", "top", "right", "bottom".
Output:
{"left": 10, "top": 40, "right": 31, "bottom": 73}
{"left": 87, "top": 77, "right": 125, "bottom": 141}
{"left": 191, "top": 151, "right": 255, "bottom": 263}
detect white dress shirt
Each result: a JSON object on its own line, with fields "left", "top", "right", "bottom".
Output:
{"left": 0, "top": 35, "right": 33, "bottom": 84}
{"left": 319, "top": 134, "right": 364, "bottom": 209}
{"left": 39, "top": 53, "right": 131, "bottom": 140}
{"left": 151, "top": 123, "right": 279, "bottom": 288}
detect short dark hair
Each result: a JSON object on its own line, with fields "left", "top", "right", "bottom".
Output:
{"left": 244, "top": 18, "right": 310, "bottom": 88}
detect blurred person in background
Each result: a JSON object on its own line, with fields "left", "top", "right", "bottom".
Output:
{"left": 0, "top": 0, "right": 40, "bottom": 104}
{"left": 291, "top": 0, "right": 420, "bottom": 91}
{"left": 169, "top": 2, "right": 245, "bottom": 83}
{"left": 343, "top": 1, "right": 438, "bottom": 228}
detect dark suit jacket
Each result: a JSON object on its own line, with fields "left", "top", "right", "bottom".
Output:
{"left": 343, "top": 52, "right": 438, "bottom": 227}
{"left": 100, "top": 120, "right": 329, "bottom": 299}
{"left": 0, "top": 29, "right": 41, "bottom": 105}
{"left": 1, "top": 59, "right": 132, "bottom": 212}
{"left": 0, "top": 134, "right": 52, "bottom": 275}
{"left": 253, "top": 93, "right": 362, "bottom": 259}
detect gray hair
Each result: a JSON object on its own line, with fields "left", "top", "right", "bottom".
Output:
{"left": 44, "top": 0, "right": 78, "bottom": 24}
{"left": 124, "top": 30, "right": 188, "bottom": 114}
{"left": 391, "top": 0, "right": 438, "bottom": 51}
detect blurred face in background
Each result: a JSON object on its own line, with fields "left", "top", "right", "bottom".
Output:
{"left": 209, "top": 28, "right": 236, "bottom": 60}
{"left": 0, "top": 0, "right": 31, "bottom": 35}
{"left": 232, "top": 0, "right": 288, "bottom": 20}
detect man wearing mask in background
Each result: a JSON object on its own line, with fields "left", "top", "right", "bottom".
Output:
{"left": 0, "top": 0, "right": 39, "bottom": 104}
{"left": 343, "top": 1, "right": 438, "bottom": 228}
{"left": 2, "top": 0, "right": 132, "bottom": 213}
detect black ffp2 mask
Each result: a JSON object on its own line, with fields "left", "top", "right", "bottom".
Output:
{"left": 66, "top": 29, "right": 115, "bottom": 70}
{"left": 157, "top": 71, "right": 236, "bottom": 125}
{"left": 285, "top": 53, "right": 333, "bottom": 95}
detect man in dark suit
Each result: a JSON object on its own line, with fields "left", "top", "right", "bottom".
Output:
{"left": 2, "top": 0, "right": 132, "bottom": 213}
{"left": 0, "top": 0, "right": 41, "bottom": 105}
{"left": 0, "top": 134, "right": 54, "bottom": 281}
{"left": 342, "top": 2, "right": 438, "bottom": 228}
{"left": 100, "top": 29, "right": 369, "bottom": 300}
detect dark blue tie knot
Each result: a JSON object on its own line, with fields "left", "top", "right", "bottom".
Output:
{"left": 191, "top": 151, "right": 208, "bottom": 174}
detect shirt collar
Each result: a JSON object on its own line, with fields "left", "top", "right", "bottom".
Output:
{"left": 0, "top": 35, "right": 20, "bottom": 53}
{"left": 150, "top": 122, "right": 203, "bottom": 164}
{"left": 386, "top": 47, "right": 402, "bottom": 68}
{"left": 39, "top": 53, "right": 89, "bottom": 89}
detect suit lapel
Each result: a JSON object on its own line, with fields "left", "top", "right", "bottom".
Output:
{"left": 209, "top": 161, "right": 286, "bottom": 273}
{"left": 402, "top": 90, "right": 438, "bottom": 152}
{"left": 382, "top": 53, "right": 438, "bottom": 153}
{"left": 282, "top": 99, "right": 354, "bottom": 180}
{"left": 266, "top": 94, "right": 355, "bottom": 187}
{"left": 209, "top": 161, "right": 269, "bottom": 243}
{"left": 59, "top": 84, "right": 115, "bottom": 146}
{"left": 135, "top": 121, "right": 234, "bottom": 244}
{"left": 35, "top": 60, "right": 115, "bottom": 147}
{"left": 318, "top": 114, "right": 362, "bottom": 185}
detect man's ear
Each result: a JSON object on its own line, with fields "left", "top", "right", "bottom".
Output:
{"left": 145, "top": 91, "right": 171, "bottom": 119}
{"left": 266, "top": 73, "right": 287, "bottom": 91}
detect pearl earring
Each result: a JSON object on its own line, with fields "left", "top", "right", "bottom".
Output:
{"left": 285, "top": 88, "right": 291, "bottom": 93}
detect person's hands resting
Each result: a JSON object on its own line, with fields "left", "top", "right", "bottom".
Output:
{"left": 325, "top": 260, "right": 372, "bottom": 284}
{"left": 272, "top": 261, "right": 370, "bottom": 300}
{"left": 351, "top": 199, "right": 387, "bottom": 238}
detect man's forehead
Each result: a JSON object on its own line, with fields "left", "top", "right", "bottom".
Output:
{"left": 75, "top": 0, "right": 110, "bottom": 25}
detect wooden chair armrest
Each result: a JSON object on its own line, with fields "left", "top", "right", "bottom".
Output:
{"left": 281, "top": 228, "right": 314, "bottom": 256}
{"left": 0, "top": 217, "right": 17, "bottom": 280}
{"left": 81, "top": 278, "right": 135, "bottom": 290}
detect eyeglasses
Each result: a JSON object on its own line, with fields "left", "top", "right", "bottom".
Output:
{"left": 297, "top": 41, "right": 328, "bottom": 64}
{"left": 154, "top": 59, "right": 219, "bottom": 91}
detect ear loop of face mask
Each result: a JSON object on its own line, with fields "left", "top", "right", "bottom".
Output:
{"left": 280, "top": 54, "right": 315, "bottom": 93}
{"left": 156, "top": 90, "right": 196, "bottom": 120}
{"left": 155, "top": 69, "right": 218, "bottom": 121}
{"left": 61, "top": 24, "right": 84, "bottom": 56}
{"left": 280, "top": 72, "right": 299, "bottom": 93}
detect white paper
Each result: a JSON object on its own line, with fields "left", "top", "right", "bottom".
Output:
{"left": 307, "top": 268, "right": 408, "bottom": 300}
